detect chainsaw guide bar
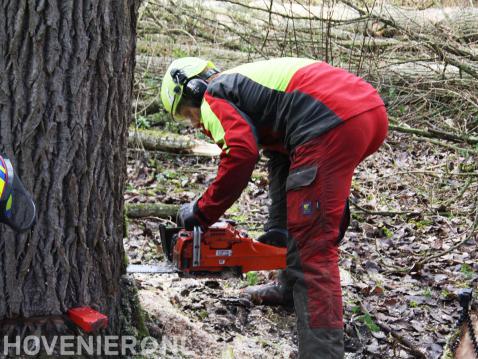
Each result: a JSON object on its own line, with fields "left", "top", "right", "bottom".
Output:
{"left": 126, "top": 263, "right": 179, "bottom": 274}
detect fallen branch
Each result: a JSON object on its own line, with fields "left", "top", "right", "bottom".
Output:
{"left": 128, "top": 129, "right": 221, "bottom": 157}
{"left": 389, "top": 123, "right": 478, "bottom": 145}
{"left": 380, "top": 171, "right": 478, "bottom": 179}
{"left": 126, "top": 203, "right": 179, "bottom": 219}
{"left": 423, "top": 138, "right": 478, "bottom": 155}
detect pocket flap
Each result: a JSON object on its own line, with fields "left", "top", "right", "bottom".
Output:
{"left": 286, "top": 165, "right": 318, "bottom": 191}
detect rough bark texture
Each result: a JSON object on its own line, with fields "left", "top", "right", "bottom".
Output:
{"left": 0, "top": 0, "right": 139, "bottom": 335}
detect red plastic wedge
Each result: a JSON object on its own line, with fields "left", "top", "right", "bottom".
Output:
{"left": 67, "top": 307, "right": 108, "bottom": 333}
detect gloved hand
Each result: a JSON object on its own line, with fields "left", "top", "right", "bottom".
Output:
{"left": 177, "top": 201, "right": 203, "bottom": 231}
{"left": 257, "top": 228, "right": 288, "bottom": 248}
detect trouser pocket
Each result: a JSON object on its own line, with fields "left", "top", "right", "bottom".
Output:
{"left": 286, "top": 165, "right": 321, "bottom": 231}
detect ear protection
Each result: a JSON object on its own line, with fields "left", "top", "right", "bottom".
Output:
{"left": 183, "top": 78, "right": 208, "bottom": 107}
{"left": 170, "top": 67, "right": 219, "bottom": 108}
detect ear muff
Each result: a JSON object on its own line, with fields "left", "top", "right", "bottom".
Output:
{"left": 183, "top": 78, "right": 208, "bottom": 106}
{"left": 170, "top": 67, "right": 211, "bottom": 110}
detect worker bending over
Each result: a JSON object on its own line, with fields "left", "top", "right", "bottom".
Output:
{"left": 161, "top": 57, "right": 388, "bottom": 358}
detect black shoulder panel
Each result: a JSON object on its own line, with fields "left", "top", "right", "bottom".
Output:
{"left": 207, "top": 74, "right": 344, "bottom": 150}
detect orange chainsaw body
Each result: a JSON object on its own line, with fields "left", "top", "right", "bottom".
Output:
{"left": 171, "top": 222, "right": 286, "bottom": 273}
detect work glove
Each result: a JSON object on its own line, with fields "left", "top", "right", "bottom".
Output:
{"left": 257, "top": 228, "right": 288, "bottom": 248}
{"left": 177, "top": 201, "right": 204, "bottom": 231}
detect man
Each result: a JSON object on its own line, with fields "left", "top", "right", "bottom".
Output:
{"left": 160, "top": 57, "right": 388, "bottom": 358}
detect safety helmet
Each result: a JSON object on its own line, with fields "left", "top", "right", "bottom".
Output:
{"left": 0, "top": 155, "right": 36, "bottom": 232}
{"left": 160, "top": 57, "right": 218, "bottom": 120}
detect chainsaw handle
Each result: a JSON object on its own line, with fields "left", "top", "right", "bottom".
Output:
{"left": 192, "top": 226, "right": 202, "bottom": 267}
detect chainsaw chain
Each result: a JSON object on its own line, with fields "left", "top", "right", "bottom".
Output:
{"left": 467, "top": 312, "right": 478, "bottom": 358}
{"left": 451, "top": 295, "right": 478, "bottom": 358}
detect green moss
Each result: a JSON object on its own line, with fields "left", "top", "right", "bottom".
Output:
{"left": 135, "top": 308, "right": 150, "bottom": 339}
{"left": 441, "top": 289, "right": 451, "bottom": 299}
{"left": 423, "top": 287, "right": 432, "bottom": 299}
{"left": 123, "top": 210, "right": 129, "bottom": 239}
{"left": 461, "top": 263, "right": 474, "bottom": 279}
{"left": 119, "top": 277, "right": 150, "bottom": 339}
{"left": 381, "top": 226, "right": 393, "bottom": 238}
{"left": 408, "top": 219, "right": 433, "bottom": 230}
{"left": 358, "top": 313, "right": 380, "bottom": 333}
{"left": 245, "top": 271, "right": 258, "bottom": 286}
{"left": 351, "top": 305, "right": 361, "bottom": 314}
{"left": 351, "top": 212, "right": 364, "bottom": 222}
{"left": 198, "top": 310, "right": 209, "bottom": 321}
{"left": 459, "top": 162, "right": 476, "bottom": 172}
{"left": 136, "top": 115, "right": 151, "bottom": 129}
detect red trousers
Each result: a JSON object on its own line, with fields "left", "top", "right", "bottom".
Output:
{"left": 285, "top": 106, "right": 388, "bottom": 356}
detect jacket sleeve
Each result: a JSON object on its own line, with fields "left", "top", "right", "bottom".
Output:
{"left": 263, "top": 150, "right": 289, "bottom": 231}
{"left": 196, "top": 92, "right": 259, "bottom": 227}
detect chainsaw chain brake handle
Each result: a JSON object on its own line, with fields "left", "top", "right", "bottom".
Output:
{"left": 159, "top": 223, "right": 203, "bottom": 265}
{"left": 159, "top": 224, "right": 182, "bottom": 262}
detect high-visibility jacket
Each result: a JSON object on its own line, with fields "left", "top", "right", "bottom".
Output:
{"left": 196, "top": 57, "right": 384, "bottom": 226}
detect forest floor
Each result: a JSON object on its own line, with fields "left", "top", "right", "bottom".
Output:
{"left": 123, "top": 125, "right": 478, "bottom": 359}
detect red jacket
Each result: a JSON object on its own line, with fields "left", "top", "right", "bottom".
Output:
{"left": 196, "top": 58, "right": 384, "bottom": 227}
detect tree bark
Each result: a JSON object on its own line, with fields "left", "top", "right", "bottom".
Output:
{"left": 0, "top": 0, "right": 139, "bottom": 340}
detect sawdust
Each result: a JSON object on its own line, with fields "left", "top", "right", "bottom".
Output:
{"left": 132, "top": 271, "right": 300, "bottom": 359}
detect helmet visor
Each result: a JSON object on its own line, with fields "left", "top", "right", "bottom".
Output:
{"left": 170, "top": 93, "right": 186, "bottom": 122}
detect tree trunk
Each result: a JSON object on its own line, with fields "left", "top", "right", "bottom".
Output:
{"left": 0, "top": 0, "right": 139, "bottom": 340}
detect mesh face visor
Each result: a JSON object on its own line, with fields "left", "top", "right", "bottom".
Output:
{"left": 0, "top": 158, "right": 36, "bottom": 232}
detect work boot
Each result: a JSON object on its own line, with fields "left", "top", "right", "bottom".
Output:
{"left": 243, "top": 282, "right": 293, "bottom": 307}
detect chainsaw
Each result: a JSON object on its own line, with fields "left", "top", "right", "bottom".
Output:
{"left": 126, "top": 221, "right": 287, "bottom": 275}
